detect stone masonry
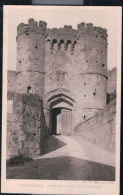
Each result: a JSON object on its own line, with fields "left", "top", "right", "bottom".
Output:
{"left": 7, "top": 19, "right": 116, "bottom": 159}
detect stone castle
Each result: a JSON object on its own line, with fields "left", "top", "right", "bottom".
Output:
{"left": 7, "top": 19, "right": 116, "bottom": 159}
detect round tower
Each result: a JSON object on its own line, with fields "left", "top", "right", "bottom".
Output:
{"left": 16, "top": 18, "right": 47, "bottom": 96}
{"left": 76, "top": 22, "right": 108, "bottom": 120}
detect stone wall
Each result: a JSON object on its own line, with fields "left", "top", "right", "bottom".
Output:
{"left": 44, "top": 22, "right": 107, "bottom": 123}
{"left": 107, "top": 68, "right": 117, "bottom": 94}
{"left": 74, "top": 99, "right": 116, "bottom": 153}
{"left": 16, "top": 19, "right": 46, "bottom": 96}
{"left": 107, "top": 68, "right": 117, "bottom": 103}
{"left": 7, "top": 19, "right": 113, "bottom": 158}
{"left": 7, "top": 70, "right": 16, "bottom": 93}
{"left": 7, "top": 93, "right": 47, "bottom": 159}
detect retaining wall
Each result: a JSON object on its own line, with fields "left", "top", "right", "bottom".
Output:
{"left": 74, "top": 99, "right": 116, "bottom": 153}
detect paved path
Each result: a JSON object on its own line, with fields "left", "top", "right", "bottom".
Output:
{"left": 7, "top": 135, "right": 115, "bottom": 180}
{"left": 35, "top": 135, "right": 115, "bottom": 167}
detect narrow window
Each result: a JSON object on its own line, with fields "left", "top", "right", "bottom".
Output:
{"left": 102, "top": 64, "right": 105, "bottom": 67}
{"left": 93, "top": 89, "right": 97, "bottom": 96}
{"left": 83, "top": 115, "right": 87, "bottom": 119}
{"left": 27, "top": 86, "right": 31, "bottom": 93}
{"left": 56, "top": 71, "right": 67, "bottom": 82}
{"left": 25, "top": 30, "right": 29, "bottom": 36}
{"left": 57, "top": 71, "right": 61, "bottom": 82}
{"left": 62, "top": 72, "right": 65, "bottom": 82}
{"left": 35, "top": 43, "right": 38, "bottom": 49}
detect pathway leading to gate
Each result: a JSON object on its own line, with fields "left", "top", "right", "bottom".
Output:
{"left": 36, "top": 135, "right": 115, "bottom": 167}
{"left": 7, "top": 135, "right": 115, "bottom": 180}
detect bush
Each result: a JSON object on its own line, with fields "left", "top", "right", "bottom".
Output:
{"left": 7, "top": 155, "right": 32, "bottom": 167}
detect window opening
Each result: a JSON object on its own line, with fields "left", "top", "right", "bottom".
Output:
{"left": 102, "top": 64, "right": 105, "bottom": 67}
{"left": 93, "top": 89, "right": 97, "bottom": 96}
{"left": 83, "top": 115, "right": 87, "bottom": 119}
{"left": 27, "top": 86, "right": 31, "bottom": 93}
{"left": 56, "top": 71, "right": 67, "bottom": 82}
{"left": 25, "top": 30, "right": 29, "bottom": 36}
{"left": 35, "top": 43, "right": 38, "bottom": 49}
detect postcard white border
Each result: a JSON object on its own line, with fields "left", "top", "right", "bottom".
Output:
{"left": 1, "top": 5, "right": 122, "bottom": 195}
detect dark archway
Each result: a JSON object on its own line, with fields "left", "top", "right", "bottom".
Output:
{"left": 51, "top": 108, "right": 61, "bottom": 135}
{"left": 51, "top": 107, "right": 72, "bottom": 135}
{"left": 43, "top": 88, "right": 75, "bottom": 136}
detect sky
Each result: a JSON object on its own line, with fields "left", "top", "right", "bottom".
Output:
{"left": 4, "top": 6, "right": 122, "bottom": 70}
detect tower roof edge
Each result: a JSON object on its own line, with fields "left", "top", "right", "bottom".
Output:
{"left": 17, "top": 18, "right": 47, "bottom": 38}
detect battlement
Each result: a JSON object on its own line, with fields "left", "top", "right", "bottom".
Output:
{"left": 46, "top": 22, "right": 107, "bottom": 47}
{"left": 77, "top": 22, "right": 108, "bottom": 44}
{"left": 17, "top": 19, "right": 107, "bottom": 45}
{"left": 47, "top": 25, "right": 77, "bottom": 43}
{"left": 46, "top": 26, "right": 77, "bottom": 54}
{"left": 17, "top": 18, "right": 47, "bottom": 38}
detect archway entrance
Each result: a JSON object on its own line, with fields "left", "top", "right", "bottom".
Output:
{"left": 51, "top": 108, "right": 72, "bottom": 135}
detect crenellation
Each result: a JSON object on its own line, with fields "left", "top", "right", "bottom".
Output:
{"left": 77, "top": 23, "right": 107, "bottom": 45}
{"left": 17, "top": 19, "right": 47, "bottom": 38}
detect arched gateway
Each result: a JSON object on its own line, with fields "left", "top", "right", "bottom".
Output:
{"left": 43, "top": 88, "right": 75, "bottom": 135}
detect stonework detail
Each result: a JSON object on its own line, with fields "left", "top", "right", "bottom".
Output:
{"left": 75, "top": 99, "right": 116, "bottom": 153}
{"left": 7, "top": 94, "right": 47, "bottom": 159}
{"left": 107, "top": 68, "right": 117, "bottom": 103}
{"left": 7, "top": 19, "right": 116, "bottom": 159}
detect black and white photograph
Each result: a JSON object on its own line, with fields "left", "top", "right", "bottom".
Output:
{"left": 1, "top": 5, "right": 122, "bottom": 195}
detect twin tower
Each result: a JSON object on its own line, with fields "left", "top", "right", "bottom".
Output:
{"left": 16, "top": 18, "right": 108, "bottom": 129}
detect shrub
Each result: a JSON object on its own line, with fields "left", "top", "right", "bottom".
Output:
{"left": 7, "top": 155, "right": 32, "bottom": 167}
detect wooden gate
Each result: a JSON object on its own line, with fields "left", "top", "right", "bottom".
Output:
{"left": 61, "top": 109, "right": 72, "bottom": 135}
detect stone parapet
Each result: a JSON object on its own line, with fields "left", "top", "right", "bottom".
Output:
{"left": 17, "top": 18, "right": 47, "bottom": 38}
{"left": 75, "top": 98, "right": 116, "bottom": 153}
{"left": 77, "top": 22, "right": 108, "bottom": 46}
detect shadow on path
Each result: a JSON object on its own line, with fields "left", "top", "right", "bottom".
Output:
{"left": 7, "top": 156, "right": 115, "bottom": 181}
{"left": 42, "top": 136, "right": 66, "bottom": 155}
